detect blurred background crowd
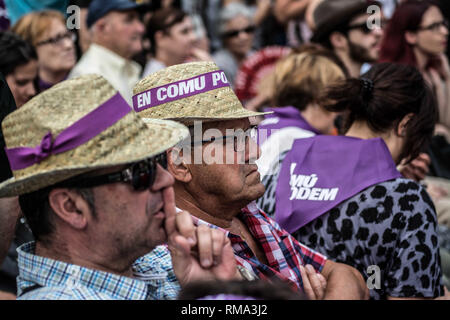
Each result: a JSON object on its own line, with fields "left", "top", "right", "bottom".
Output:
{"left": 1, "top": 0, "right": 450, "bottom": 300}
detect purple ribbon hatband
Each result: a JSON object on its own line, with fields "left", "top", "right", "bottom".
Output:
{"left": 5, "top": 93, "right": 131, "bottom": 171}
{"left": 133, "top": 70, "right": 231, "bottom": 112}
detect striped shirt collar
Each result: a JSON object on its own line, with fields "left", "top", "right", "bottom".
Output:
{"left": 17, "top": 242, "right": 162, "bottom": 300}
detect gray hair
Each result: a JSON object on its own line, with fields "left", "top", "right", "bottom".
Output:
{"left": 219, "top": 2, "right": 254, "bottom": 35}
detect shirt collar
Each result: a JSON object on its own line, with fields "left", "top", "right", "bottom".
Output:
{"left": 17, "top": 242, "right": 150, "bottom": 300}
{"left": 88, "top": 43, "right": 141, "bottom": 73}
{"left": 184, "top": 201, "right": 260, "bottom": 236}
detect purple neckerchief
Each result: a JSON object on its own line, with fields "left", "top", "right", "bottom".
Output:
{"left": 5, "top": 93, "right": 131, "bottom": 170}
{"left": 38, "top": 75, "right": 68, "bottom": 93}
{"left": 257, "top": 106, "right": 321, "bottom": 145}
{"left": 275, "top": 135, "right": 402, "bottom": 233}
{"left": 133, "top": 70, "right": 230, "bottom": 112}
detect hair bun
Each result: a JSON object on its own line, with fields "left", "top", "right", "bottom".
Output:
{"left": 360, "top": 78, "right": 374, "bottom": 100}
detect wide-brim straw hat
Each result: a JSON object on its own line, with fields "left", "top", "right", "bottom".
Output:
{"left": 133, "top": 61, "right": 271, "bottom": 125}
{"left": 0, "top": 74, "right": 189, "bottom": 197}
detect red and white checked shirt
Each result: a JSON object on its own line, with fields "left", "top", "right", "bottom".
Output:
{"left": 191, "top": 201, "right": 328, "bottom": 292}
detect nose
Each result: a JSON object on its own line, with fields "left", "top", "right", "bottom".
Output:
{"left": 238, "top": 29, "right": 251, "bottom": 40}
{"left": 61, "top": 36, "right": 74, "bottom": 50}
{"left": 372, "top": 25, "right": 384, "bottom": 38}
{"left": 246, "top": 137, "right": 261, "bottom": 164}
{"left": 150, "top": 163, "right": 175, "bottom": 192}
{"left": 25, "top": 82, "right": 36, "bottom": 98}
{"left": 135, "top": 19, "right": 145, "bottom": 35}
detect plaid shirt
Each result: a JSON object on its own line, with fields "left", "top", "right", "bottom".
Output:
{"left": 149, "top": 202, "right": 327, "bottom": 292}
{"left": 193, "top": 201, "right": 327, "bottom": 291}
{"left": 16, "top": 242, "right": 180, "bottom": 300}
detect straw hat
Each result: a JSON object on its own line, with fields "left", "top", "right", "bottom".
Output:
{"left": 133, "top": 61, "right": 271, "bottom": 125}
{"left": 0, "top": 74, "right": 189, "bottom": 197}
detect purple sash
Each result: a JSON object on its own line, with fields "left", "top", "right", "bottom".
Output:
{"left": 257, "top": 107, "right": 320, "bottom": 144}
{"left": 5, "top": 93, "right": 131, "bottom": 170}
{"left": 275, "top": 135, "right": 402, "bottom": 233}
{"left": 133, "top": 70, "right": 230, "bottom": 112}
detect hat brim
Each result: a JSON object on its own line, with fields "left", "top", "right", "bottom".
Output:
{"left": 160, "top": 109, "right": 273, "bottom": 126}
{"left": 0, "top": 119, "right": 188, "bottom": 197}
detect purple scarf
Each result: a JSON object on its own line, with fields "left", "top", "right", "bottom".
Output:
{"left": 275, "top": 135, "right": 402, "bottom": 233}
{"left": 257, "top": 106, "right": 321, "bottom": 144}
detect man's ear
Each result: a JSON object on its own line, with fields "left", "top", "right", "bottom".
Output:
{"left": 397, "top": 113, "right": 414, "bottom": 137}
{"left": 48, "top": 189, "right": 91, "bottom": 230}
{"left": 405, "top": 31, "right": 417, "bottom": 46}
{"left": 330, "top": 31, "right": 347, "bottom": 50}
{"left": 167, "top": 148, "right": 192, "bottom": 183}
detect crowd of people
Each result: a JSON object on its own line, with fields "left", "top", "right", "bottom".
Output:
{"left": 0, "top": 0, "right": 449, "bottom": 300}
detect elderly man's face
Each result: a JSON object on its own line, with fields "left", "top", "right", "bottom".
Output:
{"left": 102, "top": 10, "right": 145, "bottom": 59}
{"left": 87, "top": 162, "right": 175, "bottom": 259}
{"left": 186, "top": 118, "right": 265, "bottom": 209}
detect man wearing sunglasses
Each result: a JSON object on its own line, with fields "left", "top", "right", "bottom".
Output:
{"left": 0, "top": 74, "right": 239, "bottom": 300}
{"left": 310, "top": 0, "right": 384, "bottom": 77}
{"left": 133, "top": 61, "right": 369, "bottom": 300}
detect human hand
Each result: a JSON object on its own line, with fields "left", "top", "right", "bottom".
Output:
{"left": 164, "top": 188, "right": 238, "bottom": 286}
{"left": 189, "top": 47, "right": 213, "bottom": 62}
{"left": 299, "top": 264, "right": 327, "bottom": 300}
{"left": 398, "top": 153, "right": 430, "bottom": 182}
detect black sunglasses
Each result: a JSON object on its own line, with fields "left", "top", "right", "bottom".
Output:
{"left": 346, "top": 20, "right": 386, "bottom": 34}
{"left": 222, "top": 26, "right": 256, "bottom": 38}
{"left": 61, "top": 153, "right": 168, "bottom": 191}
{"left": 417, "top": 20, "right": 449, "bottom": 32}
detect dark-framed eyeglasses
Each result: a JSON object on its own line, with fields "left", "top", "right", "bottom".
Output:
{"left": 417, "top": 20, "right": 449, "bottom": 33}
{"left": 36, "top": 31, "right": 76, "bottom": 47}
{"left": 190, "top": 125, "right": 258, "bottom": 153}
{"left": 222, "top": 26, "right": 256, "bottom": 39}
{"left": 60, "top": 153, "right": 168, "bottom": 191}
{"left": 346, "top": 20, "right": 387, "bottom": 34}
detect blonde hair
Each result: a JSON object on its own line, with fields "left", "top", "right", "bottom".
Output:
{"left": 11, "top": 10, "right": 66, "bottom": 47}
{"left": 272, "top": 47, "right": 346, "bottom": 110}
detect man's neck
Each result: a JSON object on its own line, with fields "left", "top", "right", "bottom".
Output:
{"left": 174, "top": 184, "right": 241, "bottom": 229}
{"left": 335, "top": 50, "right": 362, "bottom": 78}
{"left": 35, "top": 235, "right": 135, "bottom": 278}
{"left": 93, "top": 40, "right": 130, "bottom": 60}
